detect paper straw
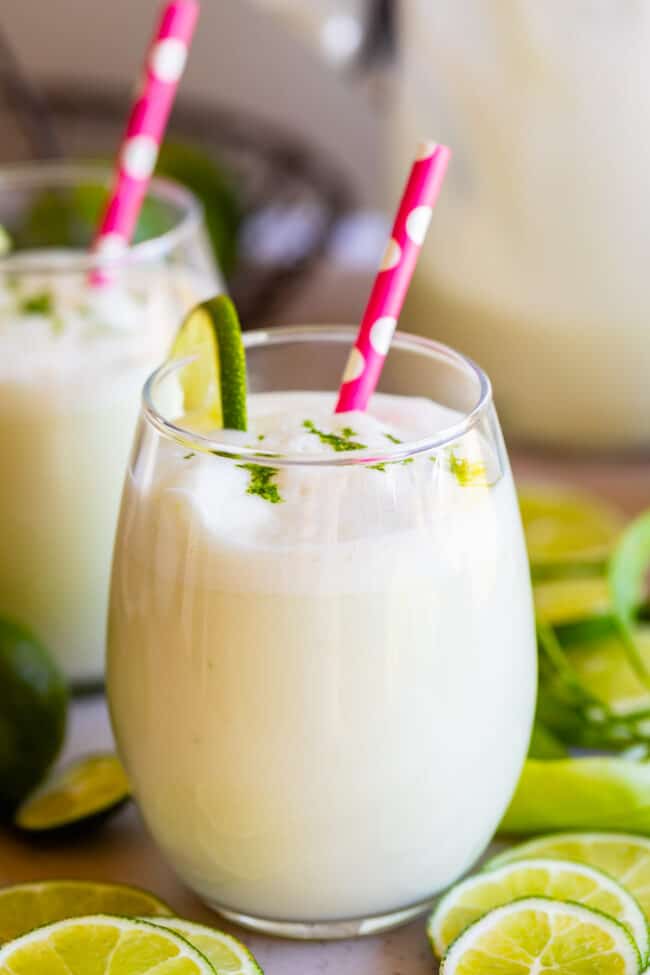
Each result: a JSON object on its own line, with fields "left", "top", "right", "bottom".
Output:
{"left": 91, "top": 0, "right": 200, "bottom": 278}
{"left": 334, "top": 141, "right": 451, "bottom": 414}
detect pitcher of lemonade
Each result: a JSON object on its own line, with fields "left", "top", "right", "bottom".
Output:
{"left": 249, "top": 0, "right": 650, "bottom": 450}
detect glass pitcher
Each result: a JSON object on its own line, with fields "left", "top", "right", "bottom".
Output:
{"left": 248, "top": 0, "right": 650, "bottom": 451}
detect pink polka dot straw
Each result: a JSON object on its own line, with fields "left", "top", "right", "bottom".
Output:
{"left": 91, "top": 0, "right": 200, "bottom": 279}
{"left": 334, "top": 141, "right": 451, "bottom": 414}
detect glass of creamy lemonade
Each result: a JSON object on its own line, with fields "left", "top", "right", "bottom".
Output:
{"left": 108, "top": 326, "right": 537, "bottom": 938}
{"left": 0, "top": 161, "right": 220, "bottom": 687}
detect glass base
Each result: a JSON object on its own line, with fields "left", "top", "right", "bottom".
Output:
{"left": 203, "top": 895, "right": 435, "bottom": 940}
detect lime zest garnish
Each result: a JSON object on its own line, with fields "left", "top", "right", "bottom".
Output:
{"left": 384, "top": 432, "right": 403, "bottom": 444}
{"left": 302, "top": 419, "right": 366, "bottom": 452}
{"left": 20, "top": 291, "right": 54, "bottom": 316}
{"left": 448, "top": 450, "right": 488, "bottom": 486}
{"left": 237, "top": 463, "right": 283, "bottom": 504}
{"left": 0, "top": 224, "right": 12, "bottom": 256}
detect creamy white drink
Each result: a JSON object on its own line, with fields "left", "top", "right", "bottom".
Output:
{"left": 108, "top": 389, "right": 536, "bottom": 925}
{"left": 0, "top": 256, "right": 214, "bottom": 683}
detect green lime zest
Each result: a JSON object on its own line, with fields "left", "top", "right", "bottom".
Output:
{"left": 20, "top": 291, "right": 54, "bottom": 316}
{"left": 302, "top": 419, "right": 366, "bottom": 452}
{"left": 448, "top": 450, "right": 488, "bottom": 486}
{"left": 237, "top": 463, "right": 283, "bottom": 504}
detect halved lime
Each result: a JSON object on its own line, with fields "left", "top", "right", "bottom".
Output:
{"left": 0, "top": 882, "right": 172, "bottom": 944}
{"left": 0, "top": 617, "right": 67, "bottom": 813}
{"left": 14, "top": 753, "right": 130, "bottom": 833}
{"left": 488, "top": 832, "right": 650, "bottom": 920}
{"left": 143, "top": 917, "right": 262, "bottom": 975}
{"left": 519, "top": 486, "right": 625, "bottom": 569}
{"left": 440, "top": 897, "right": 640, "bottom": 975}
{"left": 429, "top": 858, "right": 648, "bottom": 961}
{"left": 534, "top": 576, "right": 612, "bottom": 626}
{"left": 568, "top": 625, "right": 650, "bottom": 716}
{"left": 170, "top": 295, "right": 247, "bottom": 432}
{"left": 0, "top": 915, "right": 214, "bottom": 975}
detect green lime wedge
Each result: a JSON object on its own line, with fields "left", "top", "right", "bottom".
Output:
{"left": 568, "top": 624, "right": 650, "bottom": 716}
{"left": 429, "top": 857, "right": 648, "bottom": 962}
{"left": 534, "top": 576, "right": 612, "bottom": 626}
{"left": 14, "top": 753, "right": 130, "bottom": 834}
{"left": 0, "top": 617, "right": 67, "bottom": 813}
{"left": 519, "top": 486, "right": 625, "bottom": 569}
{"left": 143, "top": 917, "right": 262, "bottom": 975}
{"left": 0, "top": 915, "right": 214, "bottom": 975}
{"left": 440, "top": 897, "right": 640, "bottom": 975}
{"left": 0, "top": 882, "right": 172, "bottom": 944}
{"left": 170, "top": 295, "right": 247, "bottom": 432}
{"left": 487, "top": 832, "right": 650, "bottom": 920}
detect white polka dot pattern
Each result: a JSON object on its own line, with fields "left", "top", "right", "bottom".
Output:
{"left": 406, "top": 206, "right": 433, "bottom": 245}
{"left": 121, "top": 135, "right": 159, "bottom": 180}
{"left": 369, "top": 317, "right": 397, "bottom": 356}
{"left": 380, "top": 238, "right": 402, "bottom": 271}
{"left": 92, "top": 1, "right": 199, "bottom": 270}
{"left": 342, "top": 348, "right": 365, "bottom": 383}
{"left": 94, "top": 233, "right": 128, "bottom": 256}
{"left": 150, "top": 37, "right": 188, "bottom": 82}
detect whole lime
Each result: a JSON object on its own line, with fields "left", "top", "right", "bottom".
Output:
{"left": 0, "top": 618, "right": 67, "bottom": 813}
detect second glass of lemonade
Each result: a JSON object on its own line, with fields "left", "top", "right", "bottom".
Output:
{"left": 0, "top": 162, "right": 220, "bottom": 686}
{"left": 108, "top": 326, "right": 537, "bottom": 938}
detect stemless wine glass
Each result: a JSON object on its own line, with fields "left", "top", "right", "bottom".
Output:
{"left": 108, "top": 326, "right": 537, "bottom": 939}
{"left": 0, "top": 161, "right": 220, "bottom": 687}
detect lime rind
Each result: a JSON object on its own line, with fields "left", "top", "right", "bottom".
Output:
{"left": 142, "top": 916, "right": 263, "bottom": 975}
{"left": 485, "top": 831, "right": 650, "bottom": 924}
{"left": 0, "top": 915, "right": 215, "bottom": 974}
{"left": 428, "top": 857, "right": 649, "bottom": 962}
{"left": 170, "top": 295, "right": 248, "bottom": 433}
{"left": 440, "top": 896, "right": 641, "bottom": 975}
{"left": 0, "top": 881, "right": 173, "bottom": 945}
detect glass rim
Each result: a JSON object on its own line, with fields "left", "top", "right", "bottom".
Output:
{"left": 141, "top": 325, "right": 494, "bottom": 467}
{"left": 0, "top": 159, "right": 204, "bottom": 274}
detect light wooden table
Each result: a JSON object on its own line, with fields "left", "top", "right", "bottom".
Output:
{"left": 1, "top": 450, "right": 648, "bottom": 974}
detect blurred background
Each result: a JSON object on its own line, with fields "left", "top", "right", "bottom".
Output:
{"left": 4, "top": 0, "right": 650, "bottom": 452}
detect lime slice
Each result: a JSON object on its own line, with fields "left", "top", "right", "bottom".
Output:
{"left": 170, "top": 295, "right": 247, "bottom": 432}
{"left": 519, "top": 486, "right": 625, "bottom": 569}
{"left": 534, "top": 576, "right": 612, "bottom": 626}
{"left": 429, "top": 858, "right": 648, "bottom": 961}
{"left": 439, "top": 897, "right": 640, "bottom": 975}
{"left": 0, "top": 617, "right": 67, "bottom": 812}
{"left": 487, "top": 832, "right": 650, "bottom": 920}
{"left": 14, "top": 753, "right": 130, "bottom": 833}
{"left": 0, "top": 915, "right": 214, "bottom": 975}
{"left": 568, "top": 624, "right": 650, "bottom": 716}
{"left": 0, "top": 882, "right": 172, "bottom": 944}
{"left": 143, "top": 917, "right": 262, "bottom": 975}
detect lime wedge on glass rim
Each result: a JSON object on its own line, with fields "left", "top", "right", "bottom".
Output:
{"left": 519, "top": 486, "right": 625, "bottom": 570}
{"left": 439, "top": 897, "right": 640, "bottom": 975}
{"left": 142, "top": 917, "right": 262, "bottom": 975}
{"left": 14, "top": 753, "right": 130, "bottom": 834}
{"left": 170, "top": 295, "right": 247, "bottom": 432}
{"left": 0, "top": 882, "right": 172, "bottom": 944}
{"left": 428, "top": 857, "right": 649, "bottom": 962}
{"left": 0, "top": 915, "right": 214, "bottom": 975}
